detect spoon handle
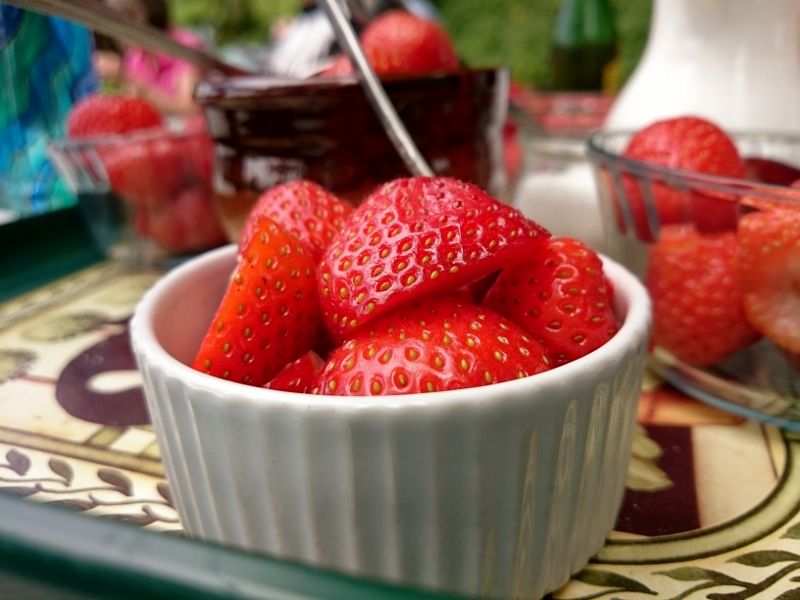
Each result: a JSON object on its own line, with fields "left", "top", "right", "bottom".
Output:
{"left": 4, "top": 0, "right": 251, "bottom": 76}
{"left": 318, "top": 0, "right": 434, "bottom": 177}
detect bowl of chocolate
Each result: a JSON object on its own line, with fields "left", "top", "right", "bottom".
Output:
{"left": 194, "top": 10, "right": 509, "bottom": 241}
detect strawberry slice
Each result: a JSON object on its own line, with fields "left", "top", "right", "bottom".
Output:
{"left": 646, "top": 224, "right": 760, "bottom": 367}
{"left": 193, "top": 216, "right": 321, "bottom": 386}
{"left": 744, "top": 157, "right": 800, "bottom": 187}
{"left": 239, "top": 180, "right": 354, "bottom": 261}
{"left": 314, "top": 295, "right": 550, "bottom": 395}
{"left": 483, "top": 237, "right": 619, "bottom": 366}
{"left": 621, "top": 116, "right": 746, "bottom": 240}
{"left": 102, "top": 129, "right": 187, "bottom": 207}
{"left": 163, "top": 186, "right": 227, "bottom": 253}
{"left": 67, "top": 95, "right": 162, "bottom": 138}
{"left": 738, "top": 208, "right": 800, "bottom": 353}
{"left": 266, "top": 351, "right": 324, "bottom": 393}
{"left": 101, "top": 143, "right": 166, "bottom": 207}
{"left": 317, "top": 176, "right": 550, "bottom": 340}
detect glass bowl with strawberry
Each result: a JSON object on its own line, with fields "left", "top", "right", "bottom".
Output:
{"left": 48, "top": 95, "right": 227, "bottom": 265}
{"left": 193, "top": 9, "right": 509, "bottom": 243}
{"left": 130, "top": 175, "right": 652, "bottom": 600}
{"left": 588, "top": 116, "right": 800, "bottom": 428}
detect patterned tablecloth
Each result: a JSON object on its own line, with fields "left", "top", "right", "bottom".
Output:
{"left": 1, "top": 262, "right": 799, "bottom": 599}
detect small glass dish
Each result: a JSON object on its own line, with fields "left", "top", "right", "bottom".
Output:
{"left": 48, "top": 123, "right": 227, "bottom": 266}
{"left": 193, "top": 68, "right": 509, "bottom": 242}
{"left": 587, "top": 130, "right": 800, "bottom": 429}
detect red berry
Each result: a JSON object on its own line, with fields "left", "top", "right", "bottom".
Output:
{"left": 145, "top": 133, "right": 187, "bottom": 196}
{"left": 239, "top": 180, "right": 354, "bottom": 262}
{"left": 193, "top": 217, "right": 321, "bottom": 386}
{"left": 621, "top": 116, "right": 746, "bottom": 240}
{"left": 321, "top": 54, "right": 353, "bottom": 77}
{"left": 101, "top": 143, "right": 165, "bottom": 207}
{"left": 266, "top": 351, "right": 324, "bottom": 393}
{"left": 646, "top": 224, "right": 760, "bottom": 367}
{"left": 67, "top": 95, "right": 162, "bottom": 138}
{"left": 744, "top": 157, "right": 800, "bottom": 187}
{"left": 483, "top": 237, "right": 619, "bottom": 366}
{"left": 317, "top": 176, "right": 550, "bottom": 341}
{"left": 169, "top": 186, "right": 227, "bottom": 252}
{"left": 360, "top": 10, "right": 460, "bottom": 77}
{"left": 314, "top": 295, "right": 550, "bottom": 395}
{"left": 737, "top": 208, "right": 800, "bottom": 353}
{"left": 100, "top": 128, "right": 185, "bottom": 207}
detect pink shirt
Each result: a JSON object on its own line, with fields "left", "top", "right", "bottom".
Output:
{"left": 122, "top": 29, "right": 202, "bottom": 95}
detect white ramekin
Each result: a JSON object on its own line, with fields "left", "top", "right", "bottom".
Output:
{"left": 130, "top": 244, "right": 651, "bottom": 600}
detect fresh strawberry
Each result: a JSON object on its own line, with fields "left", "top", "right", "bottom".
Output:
{"left": 266, "top": 351, "right": 324, "bottom": 393}
{"left": 737, "top": 209, "right": 800, "bottom": 353}
{"left": 144, "top": 201, "right": 183, "bottom": 252}
{"left": 101, "top": 143, "right": 165, "bottom": 207}
{"left": 67, "top": 95, "right": 162, "bottom": 138}
{"left": 193, "top": 216, "right": 321, "bottom": 385}
{"left": 99, "top": 127, "right": 185, "bottom": 208}
{"left": 313, "top": 295, "right": 550, "bottom": 395}
{"left": 740, "top": 185, "right": 800, "bottom": 214}
{"left": 483, "top": 237, "right": 619, "bottom": 366}
{"left": 359, "top": 10, "right": 459, "bottom": 77}
{"left": 621, "top": 116, "right": 746, "bottom": 240}
{"left": 239, "top": 180, "right": 354, "bottom": 261}
{"left": 503, "top": 120, "right": 523, "bottom": 182}
{"left": 145, "top": 133, "right": 187, "bottom": 195}
{"left": 169, "top": 186, "right": 227, "bottom": 252}
{"left": 183, "top": 128, "right": 215, "bottom": 186}
{"left": 317, "top": 176, "right": 550, "bottom": 340}
{"left": 321, "top": 54, "right": 354, "bottom": 77}
{"left": 646, "top": 224, "right": 760, "bottom": 367}
{"left": 744, "top": 157, "right": 800, "bottom": 187}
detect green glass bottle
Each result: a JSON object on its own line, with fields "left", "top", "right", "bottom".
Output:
{"left": 550, "top": 0, "right": 619, "bottom": 92}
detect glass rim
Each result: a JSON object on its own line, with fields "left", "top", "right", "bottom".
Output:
{"left": 586, "top": 129, "right": 800, "bottom": 204}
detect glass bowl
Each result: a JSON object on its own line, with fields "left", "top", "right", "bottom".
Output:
{"left": 194, "top": 68, "right": 509, "bottom": 242}
{"left": 587, "top": 130, "right": 800, "bottom": 429}
{"left": 48, "top": 123, "right": 227, "bottom": 266}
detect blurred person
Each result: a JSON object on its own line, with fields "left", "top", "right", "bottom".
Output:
{"left": 96, "top": 0, "right": 203, "bottom": 117}
{"left": 0, "top": 5, "right": 97, "bottom": 219}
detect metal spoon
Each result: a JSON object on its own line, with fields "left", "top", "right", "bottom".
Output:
{"left": 318, "top": 0, "right": 434, "bottom": 177}
{"left": 3, "top": 0, "right": 251, "bottom": 76}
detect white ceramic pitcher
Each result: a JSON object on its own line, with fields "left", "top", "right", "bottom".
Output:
{"left": 607, "top": 0, "right": 800, "bottom": 132}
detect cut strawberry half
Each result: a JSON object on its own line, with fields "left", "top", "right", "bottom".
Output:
{"left": 266, "top": 351, "right": 324, "bottom": 393}
{"left": 317, "top": 176, "right": 550, "bottom": 340}
{"left": 483, "top": 237, "right": 619, "bottom": 366}
{"left": 646, "top": 224, "right": 760, "bottom": 367}
{"left": 314, "top": 294, "right": 550, "bottom": 395}
{"left": 239, "top": 180, "right": 354, "bottom": 262}
{"left": 193, "top": 216, "right": 321, "bottom": 386}
{"left": 738, "top": 209, "right": 800, "bottom": 353}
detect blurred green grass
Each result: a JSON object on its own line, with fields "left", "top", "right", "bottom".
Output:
{"left": 172, "top": 0, "right": 652, "bottom": 88}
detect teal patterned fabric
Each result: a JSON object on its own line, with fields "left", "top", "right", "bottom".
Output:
{"left": 0, "top": 6, "right": 97, "bottom": 217}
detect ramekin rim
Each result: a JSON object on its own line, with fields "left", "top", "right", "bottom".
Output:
{"left": 130, "top": 244, "right": 652, "bottom": 411}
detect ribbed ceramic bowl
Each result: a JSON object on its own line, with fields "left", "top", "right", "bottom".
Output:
{"left": 130, "top": 244, "right": 651, "bottom": 600}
